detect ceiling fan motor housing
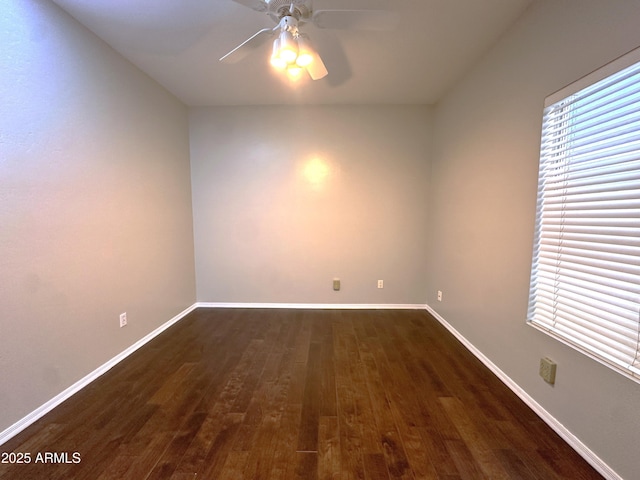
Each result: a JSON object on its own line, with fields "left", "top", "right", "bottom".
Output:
{"left": 266, "top": 0, "right": 312, "bottom": 23}
{"left": 279, "top": 15, "right": 299, "bottom": 33}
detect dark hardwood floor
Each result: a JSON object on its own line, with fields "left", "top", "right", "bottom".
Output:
{"left": 0, "top": 308, "right": 603, "bottom": 479}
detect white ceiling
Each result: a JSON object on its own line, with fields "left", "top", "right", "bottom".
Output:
{"left": 51, "top": 0, "right": 533, "bottom": 106}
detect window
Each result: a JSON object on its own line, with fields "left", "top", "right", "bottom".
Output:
{"left": 528, "top": 47, "right": 640, "bottom": 382}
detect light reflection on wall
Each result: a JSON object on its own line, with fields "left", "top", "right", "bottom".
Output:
{"left": 299, "top": 155, "right": 333, "bottom": 191}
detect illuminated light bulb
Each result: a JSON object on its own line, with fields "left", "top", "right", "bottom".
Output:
{"left": 271, "top": 55, "right": 287, "bottom": 70}
{"left": 270, "top": 39, "right": 286, "bottom": 70}
{"left": 295, "top": 36, "right": 314, "bottom": 67}
{"left": 280, "top": 46, "right": 297, "bottom": 64}
{"left": 296, "top": 51, "right": 313, "bottom": 67}
{"left": 279, "top": 30, "right": 298, "bottom": 64}
{"left": 287, "top": 65, "right": 304, "bottom": 79}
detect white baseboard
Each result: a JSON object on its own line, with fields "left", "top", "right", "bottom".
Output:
{"left": 0, "top": 303, "right": 198, "bottom": 447}
{"left": 195, "top": 302, "right": 428, "bottom": 310}
{"left": 424, "top": 304, "right": 621, "bottom": 480}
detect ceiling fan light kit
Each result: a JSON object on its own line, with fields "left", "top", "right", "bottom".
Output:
{"left": 221, "top": 0, "right": 395, "bottom": 82}
{"left": 269, "top": 16, "right": 320, "bottom": 80}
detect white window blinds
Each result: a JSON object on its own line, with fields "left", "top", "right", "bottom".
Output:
{"left": 528, "top": 48, "right": 640, "bottom": 381}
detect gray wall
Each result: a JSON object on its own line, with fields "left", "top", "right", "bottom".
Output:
{"left": 427, "top": 0, "right": 640, "bottom": 478}
{"left": 0, "top": 0, "right": 196, "bottom": 432}
{"left": 189, "top": 106, "right": 431, "bottom": 305}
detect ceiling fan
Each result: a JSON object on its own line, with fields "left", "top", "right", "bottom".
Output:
{"left": 220, "top": 0, "right": 396, "bottom": 81}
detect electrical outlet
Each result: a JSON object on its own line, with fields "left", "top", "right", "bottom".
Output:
{"left": 437, "top": 290, "right": 443, "bottom": 301}
{"left": 377, "top": 280, "right": 384, "bottom": 289}
{"left": 119, "top": 312, "right": 127, "bottom": 328}
{"left": 539, "top": 357, "right": 556, "bottom": 384}
{"left": 333, "top": 278, "right": 340, "bottom": 291}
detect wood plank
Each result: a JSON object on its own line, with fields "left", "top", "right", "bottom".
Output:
{"left": 415, "top": 424, "right": 460, "bottom": 478}
{"left": 195, "top": 413, "right": 244, "bottom": 479}
{"left": 292, "top": 451, "right": 319, "bottom": 480}
{"left": 144, "top": 411, "right": 207, "bottom": 480}
{"left": 494, "top": 449, "right": 540, "bottom": 480}
{"left": 364, "top": 453, "right": 391, "bottom": 480}
{"left": 320, "top": 318, "right": 337, "bottom": 417}
{"left": 318, "top": 416, "right": 341, "bottom": 480}
{"left": 444, "top": 439, "right": 486, "bottom": 480}
{"left": 334, "top": 318, "right": 367, "bottom": 480}
{"left": 357, "top": 336, "right": 412, "bottom": 479}
{"left": 214, "top": 451, "right": 248, "bottom": 480}
{"left": 439, "top": 396, "right": 510, "bottom": 479}
{"left": 297, "top": 341, "right": 322, "bottom": 451}
{"left": 271, "top": 405, "right": 302, "bottom": 479}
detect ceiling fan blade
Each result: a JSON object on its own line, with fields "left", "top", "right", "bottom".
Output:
{"left": 231, "top": 0, "right": 268, "bottom": 13}
{"left": 307, "top": 52, "right": 328, "bottom": 80}
{"left": 219, "top": 28, "right": 274, "bottom": 64}
{"left": 312, "top": 32, "right": 352, "bottom": 86}
{"left": 312, "top": 9, "right": 399, "bottom": 31}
